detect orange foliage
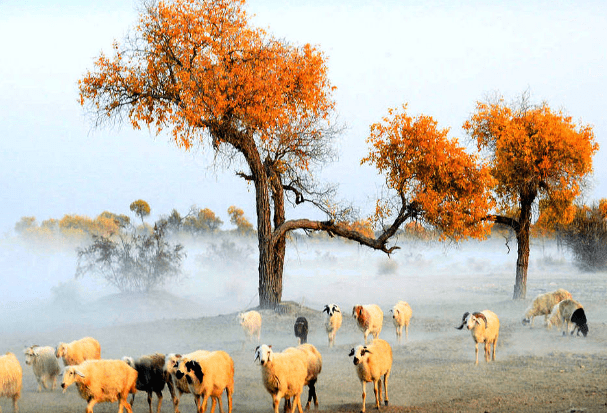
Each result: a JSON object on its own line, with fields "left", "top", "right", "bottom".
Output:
{"left": 78, "top": 0, "right": 335, "bottom": 172}
{"left": 362, "top": 105, "right": 495, "bottom": 240}
{"left": 227, "top": 205, "right": 254, "bottom": 234}
{"left": 463, "top": 98, "right": 598, "bottom": 224}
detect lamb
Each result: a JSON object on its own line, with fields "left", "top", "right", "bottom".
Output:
{"left": 23, "top": 345, "right": 60, "bottom": 392}
{"left": 547, "top": 299, "right": 589, "bottom": 337}
{"left": 239, "top": 310, "right": 262, "bottom": 343}
{"left": 254, "top": 344, "right": 308, "bottom": 413}
{"left": 348, "top": 338, "right": 392, "bottom": 413}
{"left": 165, "top": 351, "right": 209, "bottom": 413}
{"left": 390, "top": 301, "right": 412, "bottom": 344}
{"left": 352, "top": 304, "right": 383, "bottom": 344}
{"left": 61, "top": 359, "right": 138, "bottom": 413}
{"left": 122, "top": 353, "right": 175, "bottom": 413}
{"left": 0, "top": 352, "right": 22, "bottom": 413}
{"left": 456, "top": 310, "right": 500, "bottom": 365}
{"left": 55, "top": 336, "right": 101, "bottom": 366}
{"left": 323, "top": 304, "right": 342, "bottom": 348}
{"left": 522, "top": 288, "right": 572, "bottom": 327}
{"left": 294, "top": 317, "right": 309, "bottom": 345}
{"left": 174, "top": 350, "right": 234, "bottom": 413}
{"left": 284, "top": 344, "right": 322, "bottom": 410}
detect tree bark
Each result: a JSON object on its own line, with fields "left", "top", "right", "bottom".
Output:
{"left": 513, "top": 191, "right": 534, "bottom": 300}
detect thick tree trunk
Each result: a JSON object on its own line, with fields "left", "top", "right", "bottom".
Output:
{"left": 513, "top": 194, "right": 534, "bottom": 300}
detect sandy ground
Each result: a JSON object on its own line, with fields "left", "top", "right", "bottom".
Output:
{"left": 1, "top": 295, "right": 606, "bottom": 413}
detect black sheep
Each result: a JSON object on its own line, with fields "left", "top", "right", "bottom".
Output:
{"left": 571, "top": 308, "right": 589, "bottom": 337}
{"left": 294, "top": 316, "right": 309, "bottom": 344}
{"left": 123, "top": 353, "right": 175, "bottom": 413}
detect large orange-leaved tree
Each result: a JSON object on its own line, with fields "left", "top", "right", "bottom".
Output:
{"left": 464, "top": 93, "right": 598, "bottom": 299}
{"left": 79, "top": 0, "right": 494, "bottom": 308}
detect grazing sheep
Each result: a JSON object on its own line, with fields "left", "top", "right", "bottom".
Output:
{"left": 456, "top": 310, "right": 500, "bottom": 365}
{"left": 352, "top": 304, "right": 384, "bottom": 344}
{"left": 390, "top": 301, "right": 412, "bottom": 344}
{"left": 55, "top": 337, "right": 101, "bottom": 366}
{"left": 294, "top": 317, "right": 309, "bottom": 345}
{"left": 123, "top": 353, "right": 175, "bottom": 413}
{"left": 548, "top": 299, "right": 589, "bottom": 337}
{"left": 348, "top": 338, "right": 392, "bottom": 413}
{"left": 522, "top": 288, "right": 572, "bottom": 327}
{"left": 61, "top": 359, "right": 137, "bottom": 413}
{"left": 323, "top": 304, "right": 342, "bottom": 348}
{"left": 0, "top": 352, "right": 22, "bottom": 413}
{"left": 239, "top": 310, "right": 262, "bottom": 343}
{"left": 165, "top": 351, "right": 209, "bottom": 413}
{"left": 175, "top": 350, "right": 234, "bottom": 413}
{"left": 23, "top": 345, "right": 60, "bottom": 392}
{"left": 254, "top": 344, "right": 308, "bottom": 413}
{"left": 284, "top": 344, "right": 322, "bottom": 410}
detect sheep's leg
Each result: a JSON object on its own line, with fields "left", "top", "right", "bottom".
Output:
{"left": 360, "top": 381, "right": 367, "bottom": 413}
{"left": 405, "top": 323, "right": 409, "bottom": 341}
{"left": 147, "top": 390, "right": 154, "bottom": 413}
{"left": 383, "top": 371, "right": 390, "bottom": 406}
{"left": 13, "top": 395, "right": 20, "bottom": 413}
{"left": 86, "top": 399, "right": 97, "bottom": 413}
{"left": 293, "top": 393, "right": 304, "bottom": 413}
{"left": 225, "top": 387, "right": 233, "bottom": 413}
{"left": 272, "top": 393, "right": 282, "bottom": 413}
{"left": 51, "top": 375, "right": 57, "bottom": 391}
{"left": 474, "top": 342, "right": 479, "bottom": 365}
{"left": 364, "top": 332, "right": 369, "bottom": 345}
{"left": 155, "top": 391, "right": 163, "bottom": 413}
{"left": 374, "top": 378, "right": 381, "bottom": 409}
{"left": 493, "top": 336, "right": 498, "bottom": 361}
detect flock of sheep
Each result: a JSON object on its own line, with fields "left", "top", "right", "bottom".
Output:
{"left": 0, "top": 289, "right": 589, "bottom": 413}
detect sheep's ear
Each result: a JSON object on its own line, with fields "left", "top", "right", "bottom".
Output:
{"left": 75, "top": 370, "right": 85, "bottom": 378}
{"left": 348, "top": 348, "right": 355, "bottom": 357}
{"left": 323, "top": 305, "right": 329, "bottom": 313}
{"left": 334, "top": 306, "right": 341, "bottom": 313}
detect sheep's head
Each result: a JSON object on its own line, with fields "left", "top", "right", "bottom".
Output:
{"left": 61, "top": 367, "right": 84, "bottom": 392}
{"left": 324, "top": 304, "right": 340, "bottom": 317}
{"left": 122, "top": 356, "right": 135, "bottom": 368}
{"left": 184, "top": 360, "right": 204, "bottom": 384}
{"left": 165, "top": 354, "right": 182, "bottom": 375}
{"left": 349, "top": 345, "right": 370, "bottom": 366}
{"left": 456, "top": 312, "right": 471, "bottom": 330}
{"left": 391, "top": 307, "right": 400, "bottom": 319}
{"left": 352, "top": 306, "right": 364, "bottom": 320}
{"left": 24, "top": 345, "right": 39, "bottom": 365}
{"left": 55, "top": 343, "right": 67, "bottom": 358}
{"left": 254, "top": 344, "right": 272, "bottom": 365}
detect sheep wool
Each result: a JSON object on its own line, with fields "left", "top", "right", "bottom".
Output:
{"left": 323, "top": 304, "right": 342, "bottom": 348}
{"left": 391, "top": 301, "right": 412, "bottom": 344}
{"left": 123, "top": 353, "right": 174, "bottom": 413}
{"left": 522, "top": 288, "right": 572, "bottom": 327}
{"left": 0, "top": 352, "right": 22, "bottom": 413}
{"left": 255, "top": 344, "right": 308, "bottom": 413}
{"left": 176, "top": 350, "right": 234, "bottom": 413}
{"left": 61, "top": 359, "right": 137, "bottom": 413}
{"left": 165, "top": 350, "right": 209, "bottom": 412}
{"left": 349, "top": 339, "right": 392, "bottom": 413}
{"left": 284, "top": 344, "right": 322, "bottom": 410}
{"left": 55, "top": 337, "right": 101, "bottom": 366}
{"left": 24, "top": 345, "right": 60, "bottom": 392}
{"left": 548, "top": 299, "right": 588, "bottom": 337}
{"left": 239, "top": 311, "right": 262, "bottom": 342}
{"left": 352, "top": 304, "right": 384, "bottom": 344}
{"left": 457, "top": 310, "right": 500, "bottom": 365}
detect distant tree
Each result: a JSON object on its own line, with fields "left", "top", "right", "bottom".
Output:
{"left": 76, "top": 220, "right": 185, "bottom": 293}
{"left": 98, "top": 211, "right": 131, "bottom": 228}
{"left": 130, "top": 199, "right": 151, "bottom": 225}
{"left": 558, "top": 200, "right": 607, "bottom": 271}
{"left": 14, "top": 216, "right": 37, "bottom": 234}
{"left": 182, "top": 206, "right": 223, "bottom": 235}
{"left": 227, "top": 206, "right": 254, "bottom": 235}
{"left": 165, "top": 209, "right": 183, "bottom": 233}
{"left": 464, "top": 92, "right": 598, "bottom": 299}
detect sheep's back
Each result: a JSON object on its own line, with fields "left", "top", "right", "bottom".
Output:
{"left": 196, "top": 351, "right": 234, "bottom": 392}
{"left": 0, "top": 353, "right": 22, "bottom": 398}
{"left": 261, "top": 352, "right": 307, "bottom": 397}
{"left": 76, "top": 360, "right": 137, "bottom": 402}
{"left": 356, "top": 339, "right": 392, "bottom": 381}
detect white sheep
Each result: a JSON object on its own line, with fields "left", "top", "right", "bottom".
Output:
{"left": 456, "top": 310, "right": 500, "bottom": 365}
{"left": 122, "top": 353, "right": 175, "bottom": 413}
{"left": 322, "top": 304, "right": 342, "bottom": 348}
{"left": 239, "top": 310, "right": 262, "bottom": 344}
{"left": 0, "top": 352, "right": 22, "bottom": 413}
{"left": 522, "top": 288, "right": 572, "bottom": 327}
{"left": 352, "top": 304, "right": 384, "bottom": 344}
{"left": 165, "top": 351, "right": 209, "bottom": 413}
{"left": 254, "top": 344, "right": 308, "bottom": 413}
{"left": 390, "top": 301, "right": 412, "bottom": 344}
{"left": 175, "top": 350, "right": 234, "bottom": 413}
{"left": 284, "top": 344, "right": 322, "bottom": 410}
{"left": 61, "top": 359, "right": 138, "bottom": 413}
{"left": 547, "top": 299, "right": 589, "bottom": 337}
{"left": 23, "top": 345, "right": 60, "bottom": 392}
{"left": 55, "top": 336, "right": 101, "bottom": 366}
{"left": 348, "top": 338, "right": 392, "bottom": 413}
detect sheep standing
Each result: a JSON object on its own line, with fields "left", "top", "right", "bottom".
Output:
{"left": 294, "top": 317, "right": 309, "bottom": 345}
{"left": 284, "top": 344, "right": 322, "bottom": 410}
{"left": 352, "top": 304, "right": 384, "bottom": 344}
{"left": 522, "top": 288, "right": 572, "bottom": 327}
{"left": 390, "top": 301, "right": 412, "bottom": 344}
{"left": 0, "top": 352, "right": 22, "bottom": 413}
{"left": 239, "top": 311, "right": 262, "bottom": 344}
{"left": 456, "top": 310, "right": 500, "bottom": 365}
{"left": 323, "top": 304, "right": 342, "bottom": 348}
{"left": 175, "top": 350, "right": 234, "bottom": 413}
{"left": 348, "top": 338, "right": 392, "bottom": 413}
{"left": 55, "top": 336, "right": 101, "bottom": 366}
{"left": 23, "top": 345, "right": 60, "bottom": 392}
{"left": 61, "top": 359, "right": 137, "bottom": 413}
{"left": 165, "top": 351, "right": 209, "bottom": 413}
{"left": 254, "top": 344, "right": 308, "bottom": 413}
{"left": 123, "top": 353, "right": 175, "bottom": 413}
{"left": 548, "top": 299, "right": 589, "bottom": 337}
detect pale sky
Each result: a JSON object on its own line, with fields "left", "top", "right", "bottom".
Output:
{"left": 1, "top": 0, "right": 606, "bottom": 234}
